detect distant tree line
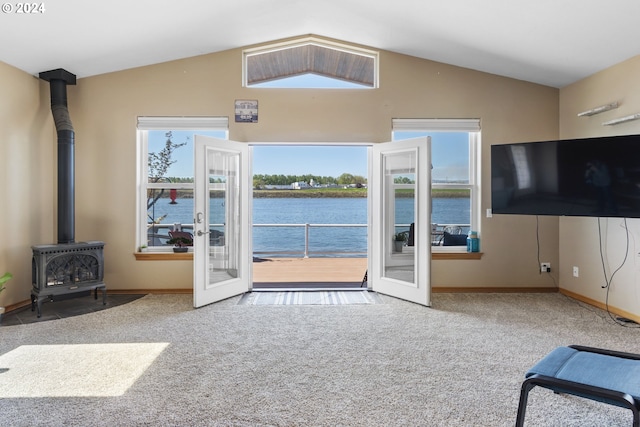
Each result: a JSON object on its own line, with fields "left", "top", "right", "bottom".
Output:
{"left": 163, "top": 173, "right": 368, "bottom": 187}
{"left": 253, "top": 173, "right": 366, "bottom": 189}
{"left": 394, "top": 176, "right": 415, "bottom": 184}
{"left": 165, "top": 177, "right": 195, "bottom": 183}
{"left": 166, "top": 174, "right": 411, "bottom": 185}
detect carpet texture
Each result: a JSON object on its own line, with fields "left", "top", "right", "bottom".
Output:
{"left": 1, "top": 292, "right": 639, "bottom": 426}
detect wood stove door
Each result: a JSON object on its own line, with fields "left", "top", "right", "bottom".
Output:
{"left": 193, "top": 136, "right": 251, "bottom": 308}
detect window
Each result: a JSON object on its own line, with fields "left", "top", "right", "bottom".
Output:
{"left": 392, "top": 119, "right": 481, "bottom": 250}
{"left": 136, "top": 117, "right": 228, "bottom": 251}
{"left": 243, "top": 36, "right": 378, "bottom": 89}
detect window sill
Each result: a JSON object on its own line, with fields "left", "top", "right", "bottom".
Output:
{"left": 135, "top": 252, "right": 482, "bottom": 261}
{"left": 135, "top": 252, "right": 193, "bottom": 261}
{"left": 432, "top": 252, "right": 482, "bottom": 260}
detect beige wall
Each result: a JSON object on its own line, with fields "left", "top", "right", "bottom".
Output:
{"left": 0, "top": 61, "right": 54, "bottom": 308}
{"left": 0, "top": 39, "right": 561, "bottom": 308}
{"left": 559, "top": 55, "right": 640, "bottom": 317}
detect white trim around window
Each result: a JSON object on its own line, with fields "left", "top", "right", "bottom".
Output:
{"left": 392, "top": 118, "right": 481, "bottom": 132}
{"left": 137, "top": 116, "right": 230, "bottom": 131}
{"left": 136, "top": 117, "right": 229, "bottom": 252}
{"left": 392, "top": 118, "right": 481, "bottom": 251}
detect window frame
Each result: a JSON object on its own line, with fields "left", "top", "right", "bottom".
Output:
{"left": 136, "top": 116, "right": 229, "bottom": 252}
{"left": 392, "top": 118, "right": 481, "bottom": 251}
{"left": 242, "top": 36, "right": 379, "bottom": 89}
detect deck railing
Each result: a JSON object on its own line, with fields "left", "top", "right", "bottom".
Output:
{"left": 253, "top": 223, "right": 368, "bottom": 258}
{"left": 147, "top": 222, "right": 470, "bottom": 256}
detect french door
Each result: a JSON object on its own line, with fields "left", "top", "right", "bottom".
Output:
{"left": 193, "top": 136, "right": 251, "bottom": 308}
{"left": 192, "top": 137, "right": 429, "bottom": 307}
{"left": 370, "top": 137, "right": 431, "bottom": 306}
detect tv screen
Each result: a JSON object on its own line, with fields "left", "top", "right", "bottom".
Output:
{"left": 491, "top": 134, "right": 640, "bottom": 217}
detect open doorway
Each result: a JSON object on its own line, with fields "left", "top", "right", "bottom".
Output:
{"left": 192, "top": 137, "right": 430, "bottom": 307}
{"left": 251, "top": 144, "right": 369, "bottom": 290}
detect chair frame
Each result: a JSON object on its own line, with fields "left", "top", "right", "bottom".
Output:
{"left": 516, "top": 345, "right": 640, "bottom": 427}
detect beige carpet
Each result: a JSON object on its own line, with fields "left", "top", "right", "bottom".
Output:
{"left": 1, "top": 292, "right": 639, "bottom": 426}
{"left": 0, "top": 343, "right": 168, "bottom": 398}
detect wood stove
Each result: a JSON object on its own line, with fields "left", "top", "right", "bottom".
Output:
{"left": 31, "top": 242, "right": 106, "bottom": 317}
{"left": 31, "top": 68, "right": 107, "bottom": 317}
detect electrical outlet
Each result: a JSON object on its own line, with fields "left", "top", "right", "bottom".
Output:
{"left": 540, "top": 262, "right": 551, "bottom": 273}
{"left": 573, "top": 266, "right": 579, "bottom": 277}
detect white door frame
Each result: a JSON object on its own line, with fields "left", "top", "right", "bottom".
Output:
{"left": 370, "top": 137, "right": 431, "bottom": 306}
{"left": 193, "top": 136, "right": 251, "bottom": 308}
{"left": 194, "top": 140, "right": 431, "bottom": 306}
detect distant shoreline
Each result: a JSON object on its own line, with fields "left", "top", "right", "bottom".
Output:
{"left": 254, "top": 189, "right": 367, "bottom": 198}
{"left": 252, "top": 189, "right": 468, "bottom": 198}
{"left": 164, "top": 188, "right": 468, "bottom": 199}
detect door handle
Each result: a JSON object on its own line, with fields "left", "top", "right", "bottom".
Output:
{"left": 197, "top": 230, "right": 210, "bottom": 237}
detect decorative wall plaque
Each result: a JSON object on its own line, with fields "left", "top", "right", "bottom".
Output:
{"left": 235, "top": 99, "right": 258, "bottom": 123}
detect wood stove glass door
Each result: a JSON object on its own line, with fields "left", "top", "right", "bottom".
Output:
{"left": 193, "top": 136, "right": 251, "bottom": 308}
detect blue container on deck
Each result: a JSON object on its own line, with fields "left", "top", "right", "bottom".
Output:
{"left": 467, "top": 231, "right": 479, "bottom": 252}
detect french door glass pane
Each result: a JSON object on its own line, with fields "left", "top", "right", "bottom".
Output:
{"left": 382, "top": 150, "right": 416, "bottom": 284}
{"left": 208, "top": 150, "right": 240, "bottom": 285}
{"left": 395, "top": 130, "right": 472, "bottom": 233}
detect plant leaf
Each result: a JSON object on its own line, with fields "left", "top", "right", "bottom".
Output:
{"left": 0, "top": 272, "right": 12, "bottom": 289}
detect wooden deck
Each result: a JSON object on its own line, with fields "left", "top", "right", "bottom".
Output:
{"left": 253, "top": 257, "right": 368, "bottom": 288}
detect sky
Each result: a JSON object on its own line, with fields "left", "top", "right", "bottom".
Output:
{"left": 251, "top": 74, "right": 368, "bottom": 89}
{"left": 252, "top": 145, "right": 367, "bottom": 177}
{"left": 396, "top": 132, "right": 470, "bottom": 182}
{"left": 149, "top": 133, "right": 368, "bottom": 178}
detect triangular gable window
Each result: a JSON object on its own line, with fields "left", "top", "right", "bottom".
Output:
{"left": 243, "top": 37, "right": 378, "bottom": 89}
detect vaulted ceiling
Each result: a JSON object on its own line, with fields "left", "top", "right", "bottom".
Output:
{"left": 1, "top": 0, "right": 639, "bottom": 88}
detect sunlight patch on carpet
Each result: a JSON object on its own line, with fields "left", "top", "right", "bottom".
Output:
{"left": 0, "top": 343, "right": 168, "bottom": 397}
{"left": 239, "top": 291, "right": 382, "bottom": 305}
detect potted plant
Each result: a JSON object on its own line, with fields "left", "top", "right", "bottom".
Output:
{"left": 0, "top": 272, "right": 12, "bottom": 324}
{"left": 393, "top": 233, "right": 406, "bottom": 253}
{"left": 167, "top": 236, "right": 192, "bottom": 253}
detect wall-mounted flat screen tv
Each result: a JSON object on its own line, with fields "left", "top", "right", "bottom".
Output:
{"left": 491, "top": 134, "right": 640, "bottom": 217}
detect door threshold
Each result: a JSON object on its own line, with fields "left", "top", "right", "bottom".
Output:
{"left": 251, "top": 287, "right": 366, "bottom": 292}
{"left": 252, "top": 281, "right": 364, "bottom": 290}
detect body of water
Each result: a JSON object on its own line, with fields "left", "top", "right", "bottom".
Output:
{"left": 148, "top": 197, "right": 470, "bottom": 255}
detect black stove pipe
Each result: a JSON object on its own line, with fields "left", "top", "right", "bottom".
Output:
{"left": 39, "top": 69, "right": 77, "bottom": 244}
